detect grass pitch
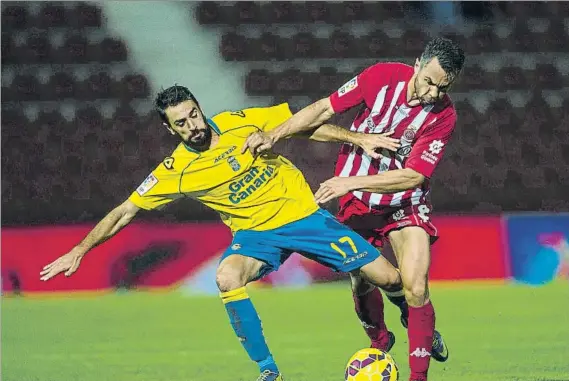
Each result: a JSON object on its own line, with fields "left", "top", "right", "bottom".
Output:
{"left": 2, "top": 281, "right": 568, "bottom": 381}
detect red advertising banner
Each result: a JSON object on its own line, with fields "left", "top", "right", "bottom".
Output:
{"left": 1, "top": 223, "right": 232, "bottom": 293}
{"left": 1, "top": 216, "right": 508, "bottom": 294}
{"left": 429, "top": 215, "right": 508, "bottom": 280}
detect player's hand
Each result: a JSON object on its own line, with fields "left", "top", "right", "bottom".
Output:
{"left": 40, "top": 250, "right": 83, "bottom": 281}
{"left": 315, "top": 176, "right": 355, "bottom": 204}
{"left": 356, "top": 131, "right": 400, "bottom": 159}
{"left": 241, "top": 131, "right": 276, "bottom": 156}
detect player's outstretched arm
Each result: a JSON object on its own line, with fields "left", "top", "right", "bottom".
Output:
{"left": 314, "top": 169, "right": 425, "bottom": 204}
{"left": 300, "top": 124, "right": 400, "bottom": 159}
{"left": 242, "top": 98, "right": 335, "bottom": 155}
{"left": 269, "top": 97, "right": 336, "bottom": 141}
{"left": 40, "top": 199, "right": 140, "bottom": 281}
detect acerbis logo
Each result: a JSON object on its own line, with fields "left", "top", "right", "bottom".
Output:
{"left": 343, "top": 251, "right": 368, "bottom": 265}
{"left": 214, "top": 146, "right": 237, "bottom": 163}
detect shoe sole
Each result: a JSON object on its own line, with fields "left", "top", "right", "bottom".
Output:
{"left": 432, "top": 330, "right": 449, "bottom": 362}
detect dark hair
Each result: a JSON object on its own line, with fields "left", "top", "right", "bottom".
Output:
{"left": 154, "top": 85, "right": 200, "bottom": 124}
{"left": 420, "top": 37, "right": 465, "bottom": 82}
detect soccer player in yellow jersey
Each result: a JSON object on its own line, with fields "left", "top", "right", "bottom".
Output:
{"left": 40, "top": 85, "right": 402, "bottom": 381}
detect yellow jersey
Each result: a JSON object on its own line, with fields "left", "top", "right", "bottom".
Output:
{"left": 128, "top": 103, "right": 319, "bottom": 232}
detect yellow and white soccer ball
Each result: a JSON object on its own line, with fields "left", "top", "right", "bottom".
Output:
{"left": 344, "top": 348, "right": 399, "bottom": 381}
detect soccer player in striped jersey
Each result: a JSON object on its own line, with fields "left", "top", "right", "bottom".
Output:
{"left": 243, "top": 37, "right": 465, "bottom": 381}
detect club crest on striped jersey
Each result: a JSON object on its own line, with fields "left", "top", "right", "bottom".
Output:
{"left": 338, "top": 77, "right": 358, "bottom": 97}
{"left": 402, "top": 128, "right": 416, "bottom": 142}
{"left": 396, "top": 122, "right": 423, "bottom": 157}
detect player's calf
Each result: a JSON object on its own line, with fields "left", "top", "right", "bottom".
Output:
{"left": 350, "top": 257, "right": 402, "bottom": 352}
{"left": 385, "top": 288, "right": 409, "bottom": 325}
{"left": 217, "top": 255, "right": 280, "bottom": 376}
{"left": 350, "top": 274, "right": 394, "bottom": 351}
{"left": 388, "top": 227, "right": 438, "bottom": 380}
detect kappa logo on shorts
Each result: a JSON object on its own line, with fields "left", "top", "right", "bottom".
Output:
{"left": 231, "top": 244, "right": 242, "bottom": 250}
{"left": 393, "top": 209, "right": 405, "bottom": 221}
{"left": 338, "top": 77, "right": 358, "bottom": 97}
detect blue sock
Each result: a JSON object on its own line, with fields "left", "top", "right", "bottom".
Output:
{"left": 221, "top": 287, "right": 279, "bottom": 373}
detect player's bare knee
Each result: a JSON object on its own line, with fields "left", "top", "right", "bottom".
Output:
{"left": 403, "top": 282, "right": 429, "bottom": 306}
{"left": 381, "top": 268, "right": 402, "bottom": 292}
{"left": 215, "top": 266, "right": 246, "bottom": 293}
{"left": 359, "top": 263, "right": 401, "bottom": 292}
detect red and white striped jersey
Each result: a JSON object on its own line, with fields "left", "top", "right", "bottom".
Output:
{"left": 329, "top": 62, "right": 457, "bottom": 209}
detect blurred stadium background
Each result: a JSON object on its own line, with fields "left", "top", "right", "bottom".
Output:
{"left": 2, "top": 2, "right": 569, "bottom": 381}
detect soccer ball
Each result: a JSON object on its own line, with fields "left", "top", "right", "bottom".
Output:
{"left": 344, "top": 348, "right": 399, "bottom": 381}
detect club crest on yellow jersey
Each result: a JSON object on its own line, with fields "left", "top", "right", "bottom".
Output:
{"left": 227, "top": 156, "right": 241, "bottom": 172}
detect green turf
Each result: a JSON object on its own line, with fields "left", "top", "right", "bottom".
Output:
{"left": 2, "top": 281, "right": 569, "bottom": 381}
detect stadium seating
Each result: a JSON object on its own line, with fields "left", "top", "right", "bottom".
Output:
{"left": 2, "top": 1, "right": 568, "bottom": 227}
{"left": 1, "top": 1, "right": 168, "bottom": 225}
{"left": 198, "top": 1, "right": 569, "bottom": 213}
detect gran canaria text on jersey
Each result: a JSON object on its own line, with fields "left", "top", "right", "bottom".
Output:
{"left": 228, "top": 165, "right": 276, "bottom": 205}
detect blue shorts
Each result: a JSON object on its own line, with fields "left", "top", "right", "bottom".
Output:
{"left": 220, "top": 209, "right": 381, "bottom": 281}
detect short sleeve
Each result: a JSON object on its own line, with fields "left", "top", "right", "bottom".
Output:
{"left": 259, "top": 103, "right": 293, "bottom": 132}
{"left": 404, "top": 112, "right": 456, "bottom": 178}
{"left": 329, "top": 74, "right": 365, "bottom": 114}
{"left": 329, "top": 63, "right": 391, "bottom": 114}
{"left": 128, "top": 167, "right": 182, "bottom": 211}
